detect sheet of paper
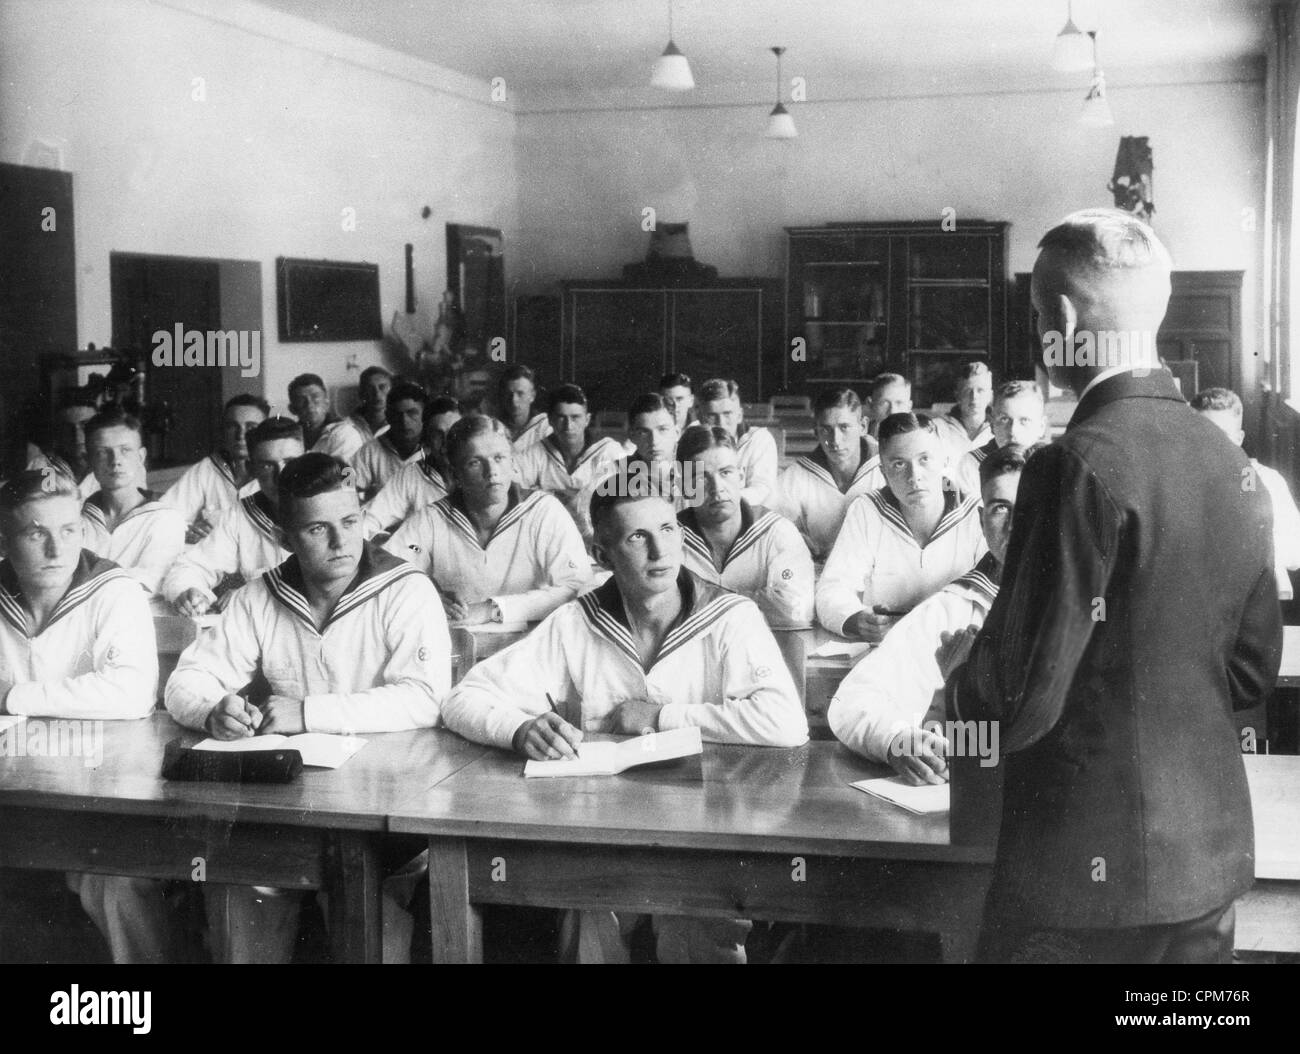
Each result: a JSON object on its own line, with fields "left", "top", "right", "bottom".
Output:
{"left": 523, "top": 741, "right": 619, "bottom": 778}
{"left": 523, "top": 727, "right": 703, "bottom": 778}
{"left": 850, "top": 776, "right": 950, "bottom": 815}
{"left": 810, "top": 640, "right": 871, "bottom": 660}
{"left": 192, "top": 733, "right": 367, "bottom": 769}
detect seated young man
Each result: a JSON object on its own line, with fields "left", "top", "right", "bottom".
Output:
{"left": 362, "top": 397, "right": 459, "bottom": 539}
{"left": 349, "top": 381, "right": 427, "bottom": 502}
{"left": 288, "top": 373, "right": 366, "bottom": 463}
{"left": 828, "top": 443, "right": 1041, "bottom": 781}
{"left": 932, "top": 362, "right": 995, "bottom": 464}
{"left": 495, "top": 364, "right": 551, "bottom": 453}
{"left": 162, "top": 417, "right": 302, "bottom": 615}
{"left": 676, "top": 427, "right": 813, "bottom": 629}
{"left": 164, "top": 453, "right": 450, "bottom": 963}
{"left": 348, "top": 365, "right": 393, "bottom": 444}
{"left": 443, "top": 470, "right": 807, "bottom": 963}
{"left": 865, "top": 373, "right": 911, "bottom": 443}
{"left": 80, "top": 408, "right": 187, "bottom": 594}
{"left": 515, "top": 384, "right": 625, "bottom": 528}
{"left": 697, "top": 378, "right": 778, "bottom": 506}
{"left": 659, "top": 371, "right": 697, "bottom": 432}
{"left": 774, "top": 387, "right": 884, "bottom": 561}
{"left": 162, "top": 394, "right": 268, "bottom": 544}
{"left": 0, "top": 471, "right": 169, "bottom": 962}
{"left": 816, "top": 412, "right": 985, "bottom": 642}
{"left": 953, "top": 380, "right": 1047, "bottom": 497}
{"left": 1193, "top": 386, "right": 1300, "bottom": 599}
{"left": 384, "top": 415, "right": 591, "bottom": 625}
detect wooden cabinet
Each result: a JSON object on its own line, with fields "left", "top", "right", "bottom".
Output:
{"left": 784, "top": 221, "right": 1008, "bottom": 405}
{"left": 558, "top": 278, "right": 781, "bottom": 415}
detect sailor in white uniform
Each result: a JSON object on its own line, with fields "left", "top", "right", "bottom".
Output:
{"left": 774, "top": 387, "right": 884, "bottom": 561}
{"left": 817, "top": 412, "right": 985, "bottom": 641}
{"left": 443, "top": 476, "right": 807, "bottom": 963}
{"left": 698, "top": 378, "right": 779, "bottom": 507}
{"left": 161, "top": 394, "right": 268, "bottom": 543}
{"left": 953, "top": 380, "right": 1047, "bottom": 498}
{"left": 79, "top": 409, "right": 186, "bottom": 594}
{"left": 362, "top": 397, "right": 459, "bottom": 539}
{"left": 496, "top": 364, "right": 551, "bottom": 454}
{"left": 165, "top": 453, "right": 450, "bottom": 963}
{"left": 0, "top": 471, "right": 170, "bottom": 963}
{"left": 349, "top": 381, "right": 427, "bottom": 502}
{"left": 828, "top": 443, "right": 1038, "bottom": 783}
{"left": 288, "top": 372, "right": 366, "bottom": 463}
{"left": 162, "top": 417, "right": 303, "bottom": 614}
{"left": 675, "top": 426, "right": 813, "bottom": 629}
{"left": 346, "top": 365, "right": 393, "bottom": 444}
{"left": 932, "top": 361, "right": 995, "bottom": 463}
{"left": 384, "top": 415, "right": 591, "bottom": 625}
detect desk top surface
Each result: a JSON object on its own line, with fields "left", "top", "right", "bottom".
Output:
{"left": 389, "top": 737, "right": 994, "bottom": 863}
{"left": 1245, "top": 753, "right": 1300, "bottom": 880}
{"left": 0, "top": 713, "right": 486, "bottom": 832}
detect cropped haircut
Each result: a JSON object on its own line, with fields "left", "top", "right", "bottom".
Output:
{"left": 877, "top": 411, "right": 938, "bottom": 450}
{"left": 359, "top": 365, "right": 393, "bottom": 387}
{"left": 83, "top": 407, "right": 144, "bottom": 447}
{"left": 993, "top": 379, "right": 1044, "bottom": 407}
{"left": 1037, "top": 207, "right": 1173, "bottom": 275}
{"left": 247, "top": 417, "right": 304, "bottom": 455}
{"left": 425, "top": 395, "right": 461, "bottom": 419}
{"left": 444, "top": 414, "right": 511, "bottom": 467}
{"left": 979, "top": 441, "right": 1047, "bottom": 488}
{"left": 547, "top": 384, "right": 588, "bottom": 413}
{"left": 386, "top": 381, "right": 430, "bottom": 412}
{"left": 675, "top": 425, "right": 735, "bottom": 465}
{"left": 589, "top": 463, "right": 671, "bottom": 541}
{"left": 869, "top": 373, "right": 910, "bottom": 398}
{"left": 225, "top": 393, "right": 271, "bottom": 417}
{"left": 955, "top": 361, "right": 993, "bottom": 385}
{"left": 497, "top": 364, "right": 536, "bottom": 393}
{"left": 0, "top": 470, "right": 82, "bottom": 518}
{"left": 1190, "top": 387, "right": 1243, "bottom": 417}
{"left": 813, "top": 387, "right": 863, "bottom": 416}
{"left": 699, "top": 378, "right": 740, "bottom": 402}
{"left": 627, "top": 392, "right": 673, "bottom": 421}
{"left": 287, "top": 373, "right": 327, "bottom": 398}
{"left": 276, "top": 452, "right": 351, "bottom": 521}
{"left": 660, "top": 372, "right": 692, "bottom": 390}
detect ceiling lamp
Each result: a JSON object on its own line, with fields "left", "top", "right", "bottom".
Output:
{"left": 1052, "top": 1, "right": 1094, "bottom": 72}
{"left": 1080, "top": 32, "right": 1115, "bottom": 127}
{"left": 651, "top": 1, "right": 694, "bottom": 91}
{"left": 766, "top": 46, "right": 797, "bottom": 139}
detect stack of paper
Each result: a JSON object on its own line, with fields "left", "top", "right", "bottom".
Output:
{"left": 850, "top": 776, "right": 950, "bottom": 815}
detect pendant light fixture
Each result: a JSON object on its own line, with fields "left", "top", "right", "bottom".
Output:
{"left": 766, "top": 46, "right": 797, "bottom": 139}
{"left": 1052, "top": 0, "right": 1094, "bottom": 71}
{"left": 651, "top": 0, "right": 695, "bottom": 91}
{"left": 1080, "top": 31, "right": 1115, "bottom": 127}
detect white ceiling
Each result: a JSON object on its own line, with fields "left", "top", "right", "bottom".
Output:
{"left": 250, "top": 0, "right": 1270, "bottom": 100}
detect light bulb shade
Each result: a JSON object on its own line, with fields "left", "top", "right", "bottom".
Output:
{"left": 1081, "top": 73, "right": 1114, "bottom": 126}
{"left": 766, "top": 102, "right": 798, "bottom": 139}
{"left": 1052, "top": 21, "right": 1095, "bottom": 72}
{"left": 651, "top": 40, "right": 695, "bottom": 90}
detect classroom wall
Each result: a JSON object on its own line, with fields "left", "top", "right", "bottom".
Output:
{"left": 513, "top": 71, "right": 1266, "bottom": 413}
{"left": 0, "top": 0, "right": 519, "bottom": 412}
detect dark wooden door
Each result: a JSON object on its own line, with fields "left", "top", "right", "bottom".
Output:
{"left": 111, "top": 255, "right": 222, "bottom": 466}
{"left": 670, "top": 289, "right": 762, "bottom": 398}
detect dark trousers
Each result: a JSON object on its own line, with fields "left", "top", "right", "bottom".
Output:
{"left": 977, "top": 900, "right": 1236, "bottom": 964}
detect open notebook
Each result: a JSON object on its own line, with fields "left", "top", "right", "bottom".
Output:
{"left": 851, "top": 776, "right": 950, "bottom": 815}
{"left": 193, "top": 733, "right": 366, "bottom": 769}
{"left": 524, "top": 727, "right": 702, "bottom": 778}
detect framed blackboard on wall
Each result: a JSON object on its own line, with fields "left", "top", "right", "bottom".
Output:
{"left": 276, "top": 257, "right": 382, "bottom": 342}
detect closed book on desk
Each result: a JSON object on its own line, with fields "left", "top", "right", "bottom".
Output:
{"left": 194, "top": 733, "right": 367, "bottom": 769}
{"left": 524, "top": 727, "right": 702, "bottom": 778}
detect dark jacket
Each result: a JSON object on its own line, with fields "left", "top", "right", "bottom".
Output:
{"left": 949, "top": 369, "right": 1282, "bottom": 927}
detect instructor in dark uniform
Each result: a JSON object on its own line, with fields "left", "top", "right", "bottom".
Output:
{"left": 946, "top": 208, "right": 1282, "bottom": 963}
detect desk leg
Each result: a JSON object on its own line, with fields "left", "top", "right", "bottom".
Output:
{"left": 325, "top": 831, "right": 382, "bottom": 964}
{"left": 428, "top": 836, "right": 482, "bottom": 964}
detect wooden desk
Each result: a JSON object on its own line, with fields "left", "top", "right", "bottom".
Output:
{"left": 775, "top": 627, "right": 865, "bottom": 734}
{"left": 0, "top": 713, "right": 485, "bottom": 962}
{"left": 391, "top": 740, "right": 996, "bottom": 964}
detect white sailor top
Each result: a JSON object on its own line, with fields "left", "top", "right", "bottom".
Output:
{"left": 677, "top": 501, "right": 815, "bottom": 629}
{"left": 309, "top": 415, "right": 367, "bottom": 463}
{"left": 828, "top": 552, "right": 999, "bottom": 762}
{"left": 164, "top": 545, "right": 449, "bottom": 735}
{"left": 509, "top": 412, "right": 552, "bottom": 454}
{"left": 161, "top": 491, "right": 288, "bottom": 605}
{"left": 933, "top": 407, "right": 994, "bottom": 464}
{"left": 815, "top": 485, "right": 987, "bottom": 635}
{"left": 160, "top": 452, "right": 251, "bottom": 527}
{"left": 735, "top": 425, "right": 779, "bottom": 507}
{"left": 442, "top": 569, "right": 808, "bottom": 751}
{"left": 0, "top": 551, "right": 158, "bottom": 720}
{"left": 954, "top": 437, "right": 999, "bottom": 499}
{"left": 1254, "top": 460, "right": 1300, "bottom": 599}
{"left": 383, "top": 485, "right": 592, "bottom": 624}
{"left": 516, "top": 434, "right": 626, "bottom": 522}
{"left": 347, "top": 411, "right": 389, "bottom": 445}
{"left": 773, "top": 440, "right": 885, "bottom": 560}
{"left": 362, "top": 456, "right": 450, "bottom": 538}
{"left": 81, "top": 490, "right": 187, "bottom": 595}
{"left": 350, "top": 434, "right": 422, "bottom": 501}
